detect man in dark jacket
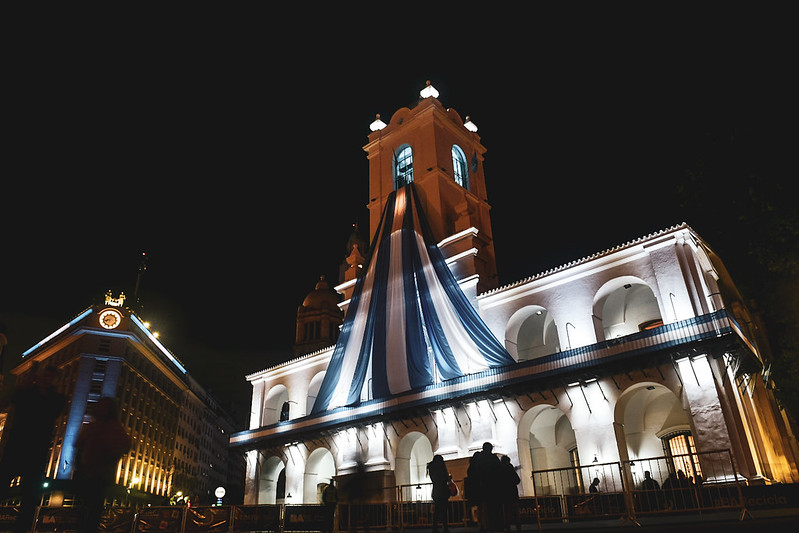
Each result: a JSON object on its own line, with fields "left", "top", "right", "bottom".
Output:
{"left": 474, "top": 442, "right": 503, "bottom": 532}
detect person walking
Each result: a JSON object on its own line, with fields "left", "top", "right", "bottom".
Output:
{"left": 500, "top": 456, "right": 521, "bottom": 533}
{"left": 427, "top": 455, "right": 451, "bottom": 533}
{"left": 74, "top": 396, "right": 131, "bottom": 532}
{"left": 0, "top": 364, "right": 68, "bottom": 533}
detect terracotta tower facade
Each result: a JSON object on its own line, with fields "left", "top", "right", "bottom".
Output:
{"left": 362, "top": 82, "right": 498, "bottom": 297}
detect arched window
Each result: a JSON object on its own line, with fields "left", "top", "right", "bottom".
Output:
{"left": 451, "top": 145, "right": 469, "bottom": 188}
{"left": 394, "top": 145, "right": 413, "bottom": 189}
{"left": 663, "top": 431, "right": 702, "bottom": 481}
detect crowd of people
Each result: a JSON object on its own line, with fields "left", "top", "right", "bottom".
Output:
{"left": 462, "top": 442, "right": 521, "bottom": 533}
{"left": 639, "top": 468, "right": 705, "bottom": 511}
{"left": 581, "top": 468, "right": 706, "bottom": 514}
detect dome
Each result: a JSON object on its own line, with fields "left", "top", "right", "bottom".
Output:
{"left": 301, "top": 276, "right": 341, "bottom": 310}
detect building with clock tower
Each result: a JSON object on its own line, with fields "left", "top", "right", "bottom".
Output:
{"left": 232, "top": 82, "right": 797, "bottom": 516}
{"left": 0, "top": 292, "right": 245, "bottom": 512}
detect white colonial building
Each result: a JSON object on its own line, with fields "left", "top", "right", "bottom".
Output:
{"left": 230, "top": 84, "right": 798, "bottom": 506}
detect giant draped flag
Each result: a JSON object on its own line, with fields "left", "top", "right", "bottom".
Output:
{"left": 311, "top": 183, "right": 514, "bottom": 414}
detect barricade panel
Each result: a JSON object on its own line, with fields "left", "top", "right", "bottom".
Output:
{"left": 625, "top": 450, "right": 743, "bottom": 516}
{"left": 133, "top": 506, "right": 185, "bottom": 533}
{"left": 33, "top": 507, "right": 80, "bottom": 532}
{"left": 530, "top": 449, "right": 746, "bottom": 524}
{"left": 185, "top": 505, "right": 231, "bottom": 532}
{"left": 231, "top": 504, "right": 280, "bottom": 532}
{"left": 338, "top": 503, "right": 389, "bottom": 531}
{"left": 101, "top": 507, "right": 136, "bottom": 533}
{"left": 284, "top": 504, "right": 331, "bottom": 531}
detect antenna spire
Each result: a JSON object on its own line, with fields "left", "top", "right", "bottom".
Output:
{"left": 134, "top": 251, "right": 148, "bottom": 314}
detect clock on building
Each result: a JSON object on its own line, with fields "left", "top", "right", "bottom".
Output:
{"left": 99, "top": 309, "right": 122, "bottom": 329}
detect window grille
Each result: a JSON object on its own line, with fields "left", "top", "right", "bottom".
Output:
{"left": 452, "top": 145, "right": 469, "bottom": 188}
{"left": 394, "top": 145, "right": 413, "bottom": 188}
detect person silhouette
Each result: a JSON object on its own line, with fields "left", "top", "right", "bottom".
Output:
{"left": 500, "top": 456, "right": 521, "bottom": 533}
{"left": 465, "top": 451, "right": 482, "bottom": 525}
{"left": 74, "top": 396, "right": 131, "bottom": 532}
{"left": 0, "top": 364, "right": 67, "bottom": 533}
{"left": 640, "top": 470, "right": 661, "bottom": 510}
{"left": 474, "top": 442, "right": 503, "bottom": 532}
{"left": 427, "top": 455, "right": 451, "bottom": 533}
{"left": 321, "top": 478, "right": 338, "bottom": 533}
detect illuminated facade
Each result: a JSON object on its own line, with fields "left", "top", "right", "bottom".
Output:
{"left": 231, "top": 83, "right": 799, "bottom": 506}
{"left": 2, "top": 293, "right": 244, "bottom": 506}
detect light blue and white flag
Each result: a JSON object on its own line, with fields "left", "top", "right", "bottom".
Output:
{"left": 311, "top": 184, "right": 513, "bottom": 414}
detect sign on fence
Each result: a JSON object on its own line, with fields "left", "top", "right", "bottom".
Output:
{"left": 134, "top": 506, "right": 184, "bottom": 532}
{"left": 519, "top": 496, "right": 560, "bottom": 521}
{"left": 284, "top": 505, "right": 328, "bottom": 531}
{"left": 185, "top": 506, "right": 231, "bottom": 532}
{"left": 101, "top": 507, "right": 136, "bottom": 533}
{"left": 34, "top": 507, "right": 80, "bottom": 532}
{"left": 231, "top": 505, "right": 280, "bottom": 532}
{"left": 723, "top": 483, "right": 799, "bottom": 510}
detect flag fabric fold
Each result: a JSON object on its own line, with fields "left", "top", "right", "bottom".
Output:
{"left": 311, "top": 183, "right": 513, "bottom": 414}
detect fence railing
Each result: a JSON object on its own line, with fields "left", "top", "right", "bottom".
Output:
{"left": 0, "top": 450, "right": 754, "bottom": 532}
{"left": 530, "top": 449, "right": 747, "bottom": 524}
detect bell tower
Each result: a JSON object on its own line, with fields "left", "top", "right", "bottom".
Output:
{"left": 362, "top": 82, "right": 499, "bottom": 295}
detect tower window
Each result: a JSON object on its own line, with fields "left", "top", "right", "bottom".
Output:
{"left": 394, "top": 145, "right": 413, "bottom": 189}
{"left": 452, "top": 145, "right": 469, "bottom": 189}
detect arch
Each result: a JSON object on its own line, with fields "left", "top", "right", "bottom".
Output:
{"left": 307, "top": 371, "right": 325, "bottom": 415}
{"left": 593, "top": 276, "right": 662, "bottom": 341}
{"left": 258, "top": 455, "right": 286, "bottom": 504}
{"left": 395, "top": 431, "right": 433, "bottom": 500}
{"left": 394, "top": 145, "right": 414, "bottom": 189}
{"left": 304, "top": 447, "right": 336, "bottom": 503}
{"left": 614, "top": 382, "right": 692, "bottom": 487}
{"left": 505, "top": 306, "right": 560, "bottom": 361}
{"left": 451, "top": 144, "right": 469, "bottom": 189}
{"left": 518, "top": 404, "right": 578, "bottom": 496}
{"left": 263, "top": 384, "right": 289, "bottom": 425}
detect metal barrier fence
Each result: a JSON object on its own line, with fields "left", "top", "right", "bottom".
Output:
{"left": 530, "top": 449, "right": 748, "bottom": 525}
{"left": 0, "top": 450, "right": 752, "bottom": 532}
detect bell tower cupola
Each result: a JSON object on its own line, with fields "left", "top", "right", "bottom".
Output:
{"left": 363, "top": 81, "right": 498, "bottom": 295}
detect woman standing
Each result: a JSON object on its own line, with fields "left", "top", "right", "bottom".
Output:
{"left": 426, "top": 455, "right": 451, "bottom": 533}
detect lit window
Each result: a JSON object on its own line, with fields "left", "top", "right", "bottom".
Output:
{"left": 451, "top": 145, "right": 469, "bottom": 189}
{"left": 663, "top": 431, "right": 702, "bottom": 480}
{"left": 394, "top": 145, "right": 413, "bottom": 189}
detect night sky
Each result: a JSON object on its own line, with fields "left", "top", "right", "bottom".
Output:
{"left": 1, "top": 15, "right": 794, "bottom": 424}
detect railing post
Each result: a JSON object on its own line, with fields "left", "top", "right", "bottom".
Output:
{"left": 727, "top": 450, "right": 752, "bottom": 521}
{"left": 619, "top": 460, "right": 641, "bottom": 527}
{"left": 461, "top": 496, "right": 468, "bottom": 533}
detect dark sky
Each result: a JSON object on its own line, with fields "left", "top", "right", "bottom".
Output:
{"left": 1, "top": 15, "right": 793, "bottom": 422}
